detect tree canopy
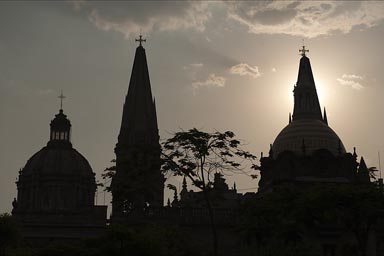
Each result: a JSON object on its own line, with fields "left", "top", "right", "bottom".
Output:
{"left": 161, "top": 128, "right": 258, "bottom": 256}
{"left": 239, "top": 183, "right": 384, "bottom": 256}
{"left": 161, "top": 128, "right": 258, "bottom": 191}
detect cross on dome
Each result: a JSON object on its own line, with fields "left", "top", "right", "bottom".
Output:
{"left": 135, "top": 35, "right": 146, "bottom": 46}
{"left": 58, "top": 90, "right": 66, "bottom": 110}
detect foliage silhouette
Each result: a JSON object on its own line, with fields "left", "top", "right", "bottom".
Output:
{"left": 0, "top": 213, "right": 21, "bottom": 255}
{"left": 4, "top": 224, "right": 199, "bottom": 256}
{"left": 161, "top": 128, "right": 258, "bottom": 256}
{"left": 239, "top": 183, "right": 384, "bottom": 256}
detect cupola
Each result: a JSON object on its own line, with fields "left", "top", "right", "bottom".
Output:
{"left": 47, "top": 92, "right": 71, "bottom": 147}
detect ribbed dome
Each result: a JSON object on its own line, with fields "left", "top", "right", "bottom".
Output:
{"left": 22, "top": 146, "right": 93, "bottom": 176}
{"left": 272, "top": 119, "right": 346, "bottom": 158}
{"left": 14, "top": 107, "right": 97, "bottom": 215}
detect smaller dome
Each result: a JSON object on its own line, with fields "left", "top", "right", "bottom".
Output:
{"left": 21, "top": 146, "right": 94, "bottom": 177}
{"left": 272, "top": 119, "right": 346, "bottom": 158}
{"left": 14, "top": 107, "right": 98, "bottom": 215}
{"left": 21, "top": 108, "right": 92, "bottom": 176}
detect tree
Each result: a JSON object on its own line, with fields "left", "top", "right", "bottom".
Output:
{"left": 0, "top": 213, "right": 21, "bottom": 255}
{"left": 101, "top": 159, "right": 116, "bottom": 191}
{"left": 239, "top": 183, "right": 384, "bottom": 256}
{"left": 161, "top": 128, "right": 258, "bottom": 256}
{"left": 85, "top": 224, "right": 199, "bottom": 256}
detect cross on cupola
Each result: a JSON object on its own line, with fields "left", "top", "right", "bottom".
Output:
{"left": 135, "top": 34, "right": 146, "bottom": 46}
{"left": 49, "top": 91, "right": 72, "bottom": 146}
{"left": 299, "top": 45, "right": 309, "bottom": 57}
{"left": 58, "top": 90, "right": 66, "bottom": 110}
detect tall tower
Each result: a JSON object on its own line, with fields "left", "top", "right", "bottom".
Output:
{"left": 272, "top": 45, "right": 346, "bottom": 157}
{"left": 258, "top": 46, "right": 360, "bottom": 192}
{"left": 292, "top": 45, "right": 322, "bottom": 121}
{"left": 111, "top": 36, "right": 164, "bottom": 219}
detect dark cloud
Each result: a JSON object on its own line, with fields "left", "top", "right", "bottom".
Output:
{"left": 227, "top": 1, "right": 298, "bottom": 26}
{"left": 70, "top": 1, "right": 384, "bottom": 40}
{"left": 226, "top": 1, "right": 384, "bottom": 38}
{"left": 251, "top": 9, "right": 297, "bottom": 26}
{"left": 73, "top": 1, "right": 210, "bottom": 38}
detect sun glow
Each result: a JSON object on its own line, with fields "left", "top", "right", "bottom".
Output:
{"left": 314, "top": 77, "right": 328, "bottom": 110}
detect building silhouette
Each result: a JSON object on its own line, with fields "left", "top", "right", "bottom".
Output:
{"left": 11, "top": 39, "right": 383, "bottom": 255}
{"left": 172, "top": 174, "right": 241, "bottom": 209}
{"left": 12, "top": 104, "right": 107, "bottom": 243}
{"left": 111, "top": 38, "right": 164, "bottom": 222}
{"left": 258, "top": 46, "right": 370, "bottom": 192}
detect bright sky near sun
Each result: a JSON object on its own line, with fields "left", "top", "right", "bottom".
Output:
{"left": 1, "top": 1, "right": 384, "bottom": 214}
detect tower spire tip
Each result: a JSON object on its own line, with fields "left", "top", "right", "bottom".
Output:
{"left": 299, "top": 40, "right": 309, "bottom": 57}
{"left": 135, "top": 34, "right": 146, "bottom": 47}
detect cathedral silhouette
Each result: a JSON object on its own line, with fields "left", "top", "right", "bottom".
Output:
{"left": 11, "top": 37, "right": 383, "bottom": 254}
{"left": 259, "top": 46, "right": 370, "bottom": 192}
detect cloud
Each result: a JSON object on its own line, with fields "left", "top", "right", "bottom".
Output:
{"left": 76, "top": 2, "right": 211, "bottom": 38}
{"left": 226, "top": 1, "right": 384, "bottom": 38}
{"left": 191, "top": 63, "right": 203, "bottom": 68}
{"left": 337, "top": 73, "right": 364, "bottom": 90}
{"left": 192, "top": 74, "right": 226, "bottom": 88}
{"left": 341, "top": 74, "right": 363, "bottom": 80}
{"left": 230, "top": 63, "right": 261, "bottom": 78}
{"left": 71, "top": 2, "right": 384, "bottom": 39}
{"left": 183, "top": 63, "right": 203, "bottom": 70}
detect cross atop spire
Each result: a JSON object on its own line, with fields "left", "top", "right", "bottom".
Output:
{"left": 293, "top": 46, "right": 322, "bottom": 121}
{"left": 58, "top": 90, "right": 66, "bottom": 110}
{"left": 117, "top": 34, "right": 158, "bottom": 147}
{"left": 299, "top": 44, "right": 309, "bottom": 57}
{"left": 135, "top": 34, "right": 146, "bottom": 46}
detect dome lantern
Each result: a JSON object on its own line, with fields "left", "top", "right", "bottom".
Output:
{"left": 48, "top": 91, "right": 71, "bottom": 147}
{"left": 48, "top": 109, "right": 71, "bottom": 146}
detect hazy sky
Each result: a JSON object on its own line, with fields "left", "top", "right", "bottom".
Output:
{"left": 1, "top": 1, "right": 384, "bottom": 214}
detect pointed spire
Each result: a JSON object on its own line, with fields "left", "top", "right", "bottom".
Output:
{"left": 359, "top": 157, "right": 367, "bottom": 170}
{"left": 292, "top": 45, "right": 322, "bottom": 121}
{"left": 233, "top": 182, "right": 237, "bottom": 192}
{"left": 289, "top": 112, "right": 292, "bottom": 124}
{"left": 323, "top": 107, "right": 328, "bottom": 125}
{"left": 117, "top": 37, "right": 159, "bottom": 147}
{"left": 353, "top": 147, "right": 357, "bottom": 159}
{"left": 357, "top": 157, "right": 370, "bottom": 183}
